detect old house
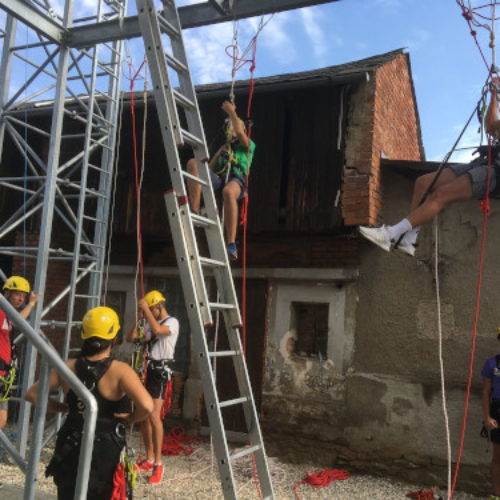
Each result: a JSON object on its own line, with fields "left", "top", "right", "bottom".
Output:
{"left": 1, "top": 46, "right": 494, "bottom": 494}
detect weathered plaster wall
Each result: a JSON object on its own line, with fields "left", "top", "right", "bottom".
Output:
{"left": 350, "top": 168, "right": 499, "bottom": 493}
{"left": 262, "top": 170, "right": 498, "bottom": 495}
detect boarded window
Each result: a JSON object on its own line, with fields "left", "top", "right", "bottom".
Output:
{"left": 293, "top": 302, "right": 329, "bottom": 359}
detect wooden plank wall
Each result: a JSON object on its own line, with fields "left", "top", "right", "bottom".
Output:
{"left": 112, "top": 83, "right": 345, "bottom": 237}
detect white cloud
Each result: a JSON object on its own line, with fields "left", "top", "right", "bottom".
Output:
{"left": 184, "top": 23, "right": 235, "bottom": 84}
{"left": 258, "top": 12, "right": 296, "bottom": 67}
{"left": 299, "top": 7, "right": 329, "bottom": 62}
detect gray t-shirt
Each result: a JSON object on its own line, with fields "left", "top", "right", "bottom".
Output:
{"left": 144, "top": 316, "right": 179, "bottom": 361}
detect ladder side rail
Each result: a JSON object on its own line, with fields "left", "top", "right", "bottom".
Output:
{"left": 218, "top": 316, "right": 275, "bottom": 499}
{"left": 0, "top": 295, "right": 97, "bottom": 500}
{"left": 161, "top": 1, "right": 209, "bottom": 152}
{"left": 136, "top": 0, "right": 184, "bottom": 147}
{"left": 164, "top": 191, "right": 238, "bottom": 499}
{"left": 136, "top": 3, "right": 213, "bottom": 324}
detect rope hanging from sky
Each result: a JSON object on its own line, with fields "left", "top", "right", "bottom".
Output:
{"left": 449, "top": 2, "right": 498, "bottom": 499}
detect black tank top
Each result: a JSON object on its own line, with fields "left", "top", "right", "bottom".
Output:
{"left": 66, "top": 357, "right": 130, "bottom": 419}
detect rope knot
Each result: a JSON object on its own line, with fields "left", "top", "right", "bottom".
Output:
{"left": 480, "top": 198, "right": 491, "bottom": 215}
{"left": 462, "top": 9, "right": 473, "bottom": 22}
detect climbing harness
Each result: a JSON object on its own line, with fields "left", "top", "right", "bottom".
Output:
{"left": 132, "top": 319, "right": 146, "bottom": 380}
{"left": 0, "top": 356, "right": 16, "bottom": 402}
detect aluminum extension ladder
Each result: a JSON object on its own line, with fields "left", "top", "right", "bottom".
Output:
{"left": 135, "top": 1, "right": 274, "bottom": 498}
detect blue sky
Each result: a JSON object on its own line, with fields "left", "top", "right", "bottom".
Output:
{"left": 3, "top": 0, "right": 496, "bottom": 164}
{"left": 174, "top": 0, "right": 497, "bottom": 163}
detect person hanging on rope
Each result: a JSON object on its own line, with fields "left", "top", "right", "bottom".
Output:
{"left": 186, "top": 100, "right": 256, "bottom": 261}
{"left": 25, "top": 306, "right": 153, "bottom": 500}
{"left": 0, "top": 276, "right": 41, "bottom": 429}
{"left": 126, "top": 290, "right": 179, "bottom": 485}
{"left": 480, "top": 326, "right": 500, "bottom": 500}
{"left": 358, "top": 77, "right": 500, "bottom": 256}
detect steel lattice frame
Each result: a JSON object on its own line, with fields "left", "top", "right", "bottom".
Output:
{"left": 0, "top": 0, "right": 127, "bottom": 458}
{"left": 0, "top": 0, "right": 339, "bottom": 494}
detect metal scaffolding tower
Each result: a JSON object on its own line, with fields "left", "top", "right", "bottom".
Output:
{"left": 0, "top": 0, "right": 339, "bottom": 498}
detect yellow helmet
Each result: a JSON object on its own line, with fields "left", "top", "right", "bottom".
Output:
{"left": 144, "top": 290, "right": 166, "bottom": 308}
{"left": 3, "top": 276, "right": 30, "bottom": 294}
{"left": 81, "top": 306, "right": 120, "bottom": 340}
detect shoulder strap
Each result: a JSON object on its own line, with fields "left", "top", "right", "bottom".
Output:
{"left": 75, "top": 357, "right": 112, "bottom": 388}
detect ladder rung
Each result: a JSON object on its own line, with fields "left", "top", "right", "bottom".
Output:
{"left": 82, "top": 241, "right": 105, "bottom": 248}
{"left": 182, "top": 170, "right": 208, "bottom": 186}
{"left": 88, "top": 163, "right": 111, "bottom": 175}
{"left": 165, "top": 52, "right": 188, "bottom": 74}
{"left": 158, "top": 14, "right": 181, "bottom": 39}
{"left": 180, "top": 128, "right": 204, "bottom": 148}
{"left": 173, "top": 89, "right": 195, "bottom": 110}
{"left": 199, "top": 257, "right": 225, "bottom": 268}
{"left": 219, "top": 396, "right": 248, "bottom": 409}
{"left": 209, "top": 302, "right": 236, "bottom": 311}
{"left": 208, "top": 350, "right": 240, "bottom": 358}
{"left": 191, "top": 213, "right": 217, "bottom": 228}
{"left": 230, "top": 444, "right": 261, "bottom": 462}
{"left": 74, "top": 294, "right": 100, "bottom": 299}
{"left": 77, "top": 267, "right": 101, "bottom": 273}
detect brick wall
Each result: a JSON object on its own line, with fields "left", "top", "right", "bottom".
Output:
{"left": 343, "top": 53, "right": 423, "bottom": 226}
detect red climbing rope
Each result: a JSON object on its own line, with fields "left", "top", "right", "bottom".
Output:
{"left": 161, "top": 426, "right": 202, "bottom": 456}
{"left": 293, "top": 469, "right": 350, "bottom": 500}
{"left": 161, "top": 378, "right": 173, "bottom": 420}
{"left": 450, "top": 5, "right": 498, "bottom": 497}
{"left": 407, "top": 486, "right": 438, "bottom": 500}
{"left": 127, "top": 59, "right": 147, "bottom": 298}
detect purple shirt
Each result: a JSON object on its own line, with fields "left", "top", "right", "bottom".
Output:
{"left": 481, "top": 356, "right": 500, "bottom": 400}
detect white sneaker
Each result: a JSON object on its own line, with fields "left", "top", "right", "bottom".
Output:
{"left": 395, "top": 238, "right": 416, "bottom": 257}
{"left": 358, "top": 225, "right": 391, "bottom": 252}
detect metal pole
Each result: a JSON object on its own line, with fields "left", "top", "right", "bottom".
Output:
{"left": 0, "top": 295, "right": 97, "bottom": 500}
{"left": 23, "top": 359, "right": 50, "bottom": 500}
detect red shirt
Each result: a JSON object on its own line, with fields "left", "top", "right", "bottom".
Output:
{"left": 0, "top": 309, "right": 13, "bottom": 375}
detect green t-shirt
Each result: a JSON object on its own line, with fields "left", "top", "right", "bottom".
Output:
{"left": 216, "top": 139, "right": 256, "bottom": 177}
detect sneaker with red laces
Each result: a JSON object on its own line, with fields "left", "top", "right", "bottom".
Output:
{"left": 136, "top": 459, "right": 154, "bottom": 471}
{"left": 148, "top": 464, "right": 163, "bottom": 484}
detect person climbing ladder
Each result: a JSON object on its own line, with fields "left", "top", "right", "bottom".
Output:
{"left": 186, "top": 100, "right": 256, "bottom": 261}
{"left": 359, "top": 76, "right": 500, "bottom": 256}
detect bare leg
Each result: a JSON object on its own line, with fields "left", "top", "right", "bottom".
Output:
{"left": 150, "top": 399, "right": 164, "bottom": 463}
{"left": 141, "top": 418, "right": 154, "bottom": 461}
{"left": 0, "top": 409, "right": 6, "bottom": 429}
{"left": 407, "top": 173, "right": 473, "bottom": 228}
{"left": 493, "top": 443, "right": 500, "bottom": 495}
{"left": 409, "top": 168, "right": 459, "bottom": 212}
{"left": 186, "top": 158, "right": 201, "bottom": 213}
{"left": 222, "top": 181, "right": 242, "bottom": 243}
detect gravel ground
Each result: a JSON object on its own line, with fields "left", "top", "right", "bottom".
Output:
{"left": 0, "top": 430, "right": 488, "bottom": 499}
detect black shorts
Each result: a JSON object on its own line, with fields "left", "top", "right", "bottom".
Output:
{"left": 490, "top": 401, "right": 500, "bottom": 443}
{"left": 145, "top": 363, "right": 168, "bottom": 400}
